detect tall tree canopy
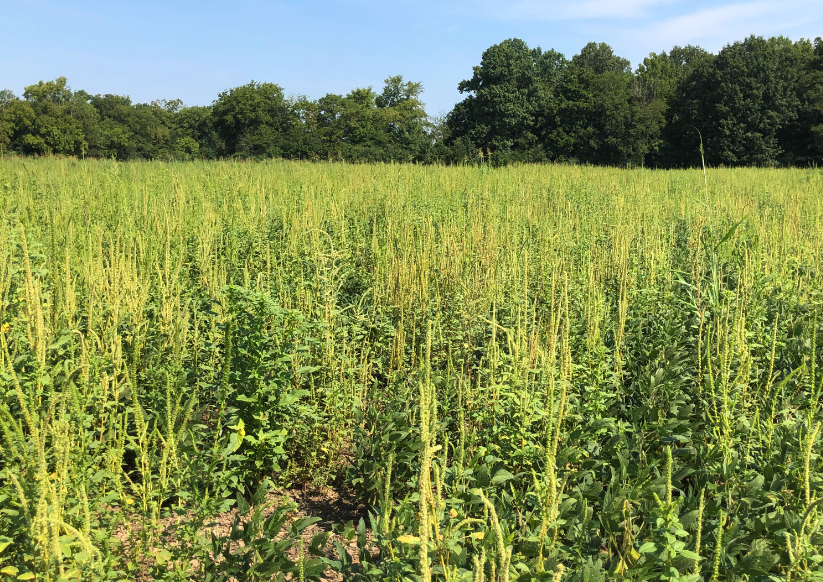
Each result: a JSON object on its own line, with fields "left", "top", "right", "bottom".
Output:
{"left": 11, "top": 77, "right": 88, "bottom": 156}
{"left": 292, "top": 76, "right": 431, "bottom": 162}
{"left": 447, "top": 38, "right": 567, "bottom": 161}
{"left": 212, "top": 81, "right": 294, "bottom": 158}
{"left": 781, "top": 37, "right": 823, "bottom": 164}
{"left": 665, "top": 36, "right": 809, "bottom": 166}
{"left": 3, "top": 34, "right": 823, "bottom": 166}
{"left": 550, "top": 42, "right": 655, "bottom": 165}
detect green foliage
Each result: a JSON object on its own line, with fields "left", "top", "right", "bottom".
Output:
{"left": 0, "top": 99, "right": 34, "bottom": 154}
{"left": 5, "top": 33, "right": 823, "bottom": 167}
{"left": 447, "top": 39, "right": 701, "bottom": 167}
{"left": 636, "top": 46, "right": 712, "bottom": 106}
{"left": 781, "top": 37, "right": 823, "bottom": 165}
{"left": 86, "top": 94, "right": 184, "bottom": 160}
{"left": 175, "top": 105, "right": 222, "bottom": 159}
{"left": 293, "top": 76, "right": 432, "bottom": 163}
{"left": 551, "top": 42, "right": 656, "bottom": 165}
{"left": 219, "top": 285, "right": 316, "bottom": 488}
{"left": 194, "top": 485, "right": 329, "bottom": 582}
{"left": 212, "top": 81, "right": 294, "bottom": 158}
{"left": 635, "top": 46, "right": 712, "bottom": 163}
{"left": 665, "top": 35, "right": 812, "bottom": 166}
{"left": 1, "top": 159, "right": 823, "bottom": 581}
{"left": 15, "top": 77, "right": 88, "bottom": 156}
{"left": 448, "top": 38, "right": 566, "bottom": 160}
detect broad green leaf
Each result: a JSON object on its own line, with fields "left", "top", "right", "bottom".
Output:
{"left": 639, "top": 542, "right": 657, "bottom": 554}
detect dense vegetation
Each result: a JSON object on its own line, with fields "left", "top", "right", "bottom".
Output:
{"left": 0, "top": 159, "right": 821, "bottom": 581}
{"left": 2, "top": 34, "right": 823, "bottom": 166}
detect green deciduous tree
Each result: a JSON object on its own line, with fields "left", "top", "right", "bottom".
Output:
{"left": 550, "top": 42, "right": 655, "bottom": 165}
{"left": 636, "top": 46, "right": 711, "bottom": 105}
{"left": 88, "top": 94, "right": 181, "bottom": 160}
{"left": 176, "top": 105, "right": 222, "bottom": 159}
{"left": 635, "top": 46, "right": 711, "bottom": 164}
{"left": 0, "top": 90, "right": 28, "bottom": 153}
{"left": 447, "top": 38, "right": 567, "bottom": 160}
{"left": 88, "top": 94, "right": 138, "bottom": 159}
{"left": 16, "top": 77, "right": 87, "bottom": 156}
{"left": 665, "top": 36, "right": 804, "bottom": 166}
{"left": 338, "top": 87, "right": 386, "bottom": 160}
{"left": 3, "top": 33, "right": 822, "bottom": 167}
{"left": 0, "top": 89, "right": 17, "bottom": 110}
{"left": 376, "top": 75, "right": 431, "bottom": 161}
{"left": 779, "top": 37, "right": 823, "bottom": 165}
{"left": 290, "top": 76, "right": 431, "bottom": 163}
{"left": 290, "top": 95, "right": 339, "bottom": 161}
{"left": 212, "top": 81, "right": 294, "bottom": 158}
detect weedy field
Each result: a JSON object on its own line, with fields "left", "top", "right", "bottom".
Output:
{"left": 0, "top": 159, "right": 821, "bottom": 582}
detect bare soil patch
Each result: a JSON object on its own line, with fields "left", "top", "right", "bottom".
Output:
{"left": 114, "top": 483, "right": 370, "bottom": 581}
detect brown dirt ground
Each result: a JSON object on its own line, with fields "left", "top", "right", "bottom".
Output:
{"left": 114, "top": 484, "right": 371, "bottom": 581}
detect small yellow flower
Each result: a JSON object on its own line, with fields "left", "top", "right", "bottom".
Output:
{"left": 397, "top": 535, "right": 420, "bottom": 544}
{"left": 0, "top": 323, "right": 8, "bottom": 334}
{"left": 449, "top": 508, "right": 458, "bottom": 518}
{"left": 472, "top": 532, "right": 485, "bottom": 540}
{"left": 125, "top": 498, "right": 134, "bottom": 505}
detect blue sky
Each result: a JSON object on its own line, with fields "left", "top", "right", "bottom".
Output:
{"left": 2, "top": 0, "right": 822, "bottom": 116}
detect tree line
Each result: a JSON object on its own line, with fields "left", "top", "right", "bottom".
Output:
{"left": 2, "top": 34, "right": 822, "bottom": 167}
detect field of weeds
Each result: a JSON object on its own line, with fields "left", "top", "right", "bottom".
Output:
{"left": 0, "top": 159, "right": 822, "bottom": 581}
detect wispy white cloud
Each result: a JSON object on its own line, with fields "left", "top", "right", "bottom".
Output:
{"left": 437, "top": 0, "right": 823, "bottom": 66}
{"left": 598, "top": 0, "right": 819, "bottom": 62}
{"left": 650, "top": 1, "right": 772, "bottom": 39}
{"left": 640, "top": 0, "right": 821, "bottom": 45}
{"left": 471, "top": 0, "right": 678, "bottom": 20}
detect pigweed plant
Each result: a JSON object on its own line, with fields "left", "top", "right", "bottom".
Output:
{"left": 0, "top": 158, "right": 821, "bottom": 581}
